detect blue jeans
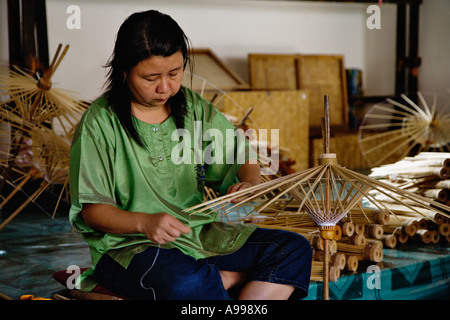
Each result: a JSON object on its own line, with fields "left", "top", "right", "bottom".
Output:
{"left": 94, "top": 228, "right": 312, "bottom": 300}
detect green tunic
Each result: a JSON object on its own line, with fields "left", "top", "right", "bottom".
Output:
{"left": 69, "top": 87, "right": 258, "bottom": 290}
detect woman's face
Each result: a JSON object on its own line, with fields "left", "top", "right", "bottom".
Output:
{"left": 126, "top": 51, "right": 184, "bottom": 108}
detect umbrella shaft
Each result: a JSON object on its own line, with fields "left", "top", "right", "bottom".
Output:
{"left": 323, "top": 238, "right": 330, "bottom": 300}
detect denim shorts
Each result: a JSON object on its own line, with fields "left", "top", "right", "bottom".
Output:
{"left": 93, "top": 228, "right": 312, "bottom": 300}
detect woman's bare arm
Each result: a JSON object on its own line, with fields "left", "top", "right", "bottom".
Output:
{"left": 227, "top": 160, "right": 261, "bottom": 194}
{"left": 81, "top": 203, "right": 190, "bottom": 244}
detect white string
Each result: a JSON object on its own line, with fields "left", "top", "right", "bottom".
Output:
{"left": 139, "top": 245, "right": 160, "bottom": 300}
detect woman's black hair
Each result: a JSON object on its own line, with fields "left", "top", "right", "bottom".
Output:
{"left": 104, "top": 10, "right": 192, "bottom": 147}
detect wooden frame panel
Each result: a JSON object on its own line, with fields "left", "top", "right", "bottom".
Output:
{"left": 296, "top": 55, "right": 348, "bottom": 128}
{"left": 248, "top": 53, "right": 348, "bottom": 129}
{"left": 184, "top": 48, "right": 249, "bottom": 92}
{"left": 248, "top": 54, "right": 299, "bottom": 90}
{"left": 222, "top": 90, "right": 310, "bottom": 172}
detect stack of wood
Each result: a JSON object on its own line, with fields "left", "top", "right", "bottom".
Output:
{"left": 370, "top": 152, "right": 450, "bottom": 182}
{"left": 367, "top": 152, "right": 450, "bottom": 246}
{"left": 211, "top": 151, "right": 450, "bottom": 283}
{"left": 244, "top": 205, "right": 385, "bottom": 283}
{"left": 373, "top": 203, "right": 450, "bottom": 245}
{"left": 242, "top": 172, "right": 449, "bottom": 283}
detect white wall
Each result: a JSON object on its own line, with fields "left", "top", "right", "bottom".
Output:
{"left": 0, "top": 0, "right": 448, "bottom": 102}
{"left": 0, "top": 0, "right": 8, "bottom": 68}
{"left": 419, "top": 0, "right": 450, "bottom": 95}
{"left": 43, "top": 0, "right": 395, "bottom": 100}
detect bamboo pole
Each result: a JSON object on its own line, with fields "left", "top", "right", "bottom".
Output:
{"left": 311, "top": 261, "right": 340, "bottom": 283}
{"left": 334, "top": 224, "right": 342, "bottom": 241}
{"left": 347, "top": 208, "right": 390, "bottom": 225}
{"left": 366, "top": 224, "right": 384, "bottom": 239}
{"left": 313, "top": 252, "right": 346, "bottom": 271}
{"left": 396, "top": 232, "right": 409, "bottom": 244}
{"left": 0, "top": 168, "right": 37, "bottom": 208}
{"left": 382, "top": 234, "right": 397, "bottom": 248}
{"left": 331, "top": 253, "right": 346, "bottom": 270}
{"left": 344, "top": 255, "right": 359, "bottom": 272}
{"left": 415, "top": 229, "right": 433, "bottom": 244}
{"left": 0, "top": 180, "right": 50, "bottom": 231}
{"left": 375, "top": 203, "right": 445, "bottom": 223}
{"left": 321, "top": 94, "right": 331, "bottom": 300}
{"left": 336, "top": 241, "right": 383, "bottom": 262}
{"left": 0, "top": 292, "right": 13, "bottom": 300}
{"left": 437, "top": 223, "right": 450, "bottom": 236}
{"left": 339, "top": 234, "right": 366, "bottom": 246}
{"left": 354, "top": 224, "right": 365, "bottom": 235}
{"left": 339, "top": 221, "right": 355, "bottom": 237}
{"left": 384, "top": 220, "right": 417, "bottom": 237}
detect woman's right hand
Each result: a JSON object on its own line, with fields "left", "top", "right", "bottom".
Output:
{"left": 136, "top": 212, "right": 191, "bottom": 244}
{"left": 81, "top": 204, "right": 190, "bottom": 244}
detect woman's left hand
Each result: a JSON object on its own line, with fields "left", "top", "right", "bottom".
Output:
{"left": 227, "top": 181, "right": 254, "bottom": 203}
{"left": 227, "top": 160, "right": 261, "bottom": 203}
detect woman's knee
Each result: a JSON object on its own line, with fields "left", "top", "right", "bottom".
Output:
{"left": 283, "top": 231, "right": 313, "bottom": 266}
{"left": 290, "top": 232, "right": 313, "bottom": 256}
{"left": 258, "top": 228, "right": 313, "bottom": 258}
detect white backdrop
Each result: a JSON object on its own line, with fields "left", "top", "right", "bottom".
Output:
{"left": 0, "top": 0, "right": 448, "bottom": 102}
{"left": 45, "top": 0, "right": 396, "bottom": 101}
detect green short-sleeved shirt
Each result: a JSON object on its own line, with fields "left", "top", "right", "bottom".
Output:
{"left": 69, "top": 87, "right": 258, "bottom": 290}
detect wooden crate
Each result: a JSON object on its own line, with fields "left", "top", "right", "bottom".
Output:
{"left": 221, "top": 90, "right": 310, "bottom": 172}
{"left": 183, "top": 48, "right": 249, "bottom": 92}
{"left": 248, "top": 53, "right": 348, "bottom": 128}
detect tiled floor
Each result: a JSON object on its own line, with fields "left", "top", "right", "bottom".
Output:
{"left": 0, "top": 209, "right": 91, "bottom": 300}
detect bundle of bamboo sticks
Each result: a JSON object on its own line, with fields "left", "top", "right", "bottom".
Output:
{"left": 368, "top": 152, "right": 450, "bottom": 246}
{"left": 202, "top": 148, "right": 450, "bottom": 284}
{"left": 362, "top": 202, "right": 450, "bottom": 246}
{"left": 239, "top": 183, "right": 449, "bottom": 284}
{"left": 242, "top": 205, "right": 386, "bottom": 283}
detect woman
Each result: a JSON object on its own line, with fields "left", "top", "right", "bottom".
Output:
{"left": 69, "top": 10, "right": 312, "bottom": 300}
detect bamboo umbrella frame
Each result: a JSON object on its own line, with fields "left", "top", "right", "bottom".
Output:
{"left": 183, "top": 95, "right": 450, "bottom": 300}
{"left": 0, "top": 44, "right": 87, "bottom": 125}
{"left": 358, "top": 92, "right": 450, "bottom": 168}
{"left": 0, "top": 44, "right": 87, "bottom": 229}
{"left": 0, "top": 108, "right": 74, "bottom": 231}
